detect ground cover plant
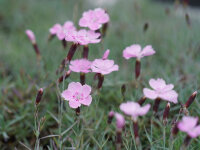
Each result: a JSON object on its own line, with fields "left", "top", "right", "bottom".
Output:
{"left": 1, "top": 0, "right": 200, "bottom": 149}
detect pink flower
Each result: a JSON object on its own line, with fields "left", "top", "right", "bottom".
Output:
{"left": 102, "top": 49, "right": 110, "bottom": 60}
{"left": 91, "top": 59, "right": 119, "bottom": 75}
{"left": 178, "top": 116, "right": 200, "bottom": 138}
{"left": 120, "top": 101, "right": 150, "bottom": 120}
{"left": 61, "top": 82, "right": 92, "bottom": 108}
{"left": 50, "top": 21, "right": 76, "bottom": 40}
{"left": 25, "top": 29, "right": 36, "bottom": 43}
{"left": 69, "top": 59, "right": 92, "bottom": 73}
{"left": 143, "top": 78, "right": 178, "bottom": 103}
{"left": 123, "top": 44, "right": 155, "bottom": 60}
{"left": 79, "top": 8, "right": 109, "bottom": 30}
{"left": 115, "top": 113, "right": 125, "bottom": 129}
{"left": 65, "top": 29, "right": 101, "bottom": 45}
{"left": 49, "top": 24, "right": 62, "bottom": 35}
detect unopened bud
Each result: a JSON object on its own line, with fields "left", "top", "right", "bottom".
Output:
{"left": 163, "top": 102, "right": 170, "bottom": 125}
{"left": 35, "top": 88, "right": 43, "bottom": 105}
{"left": 102, "top": 49, "right": 110, "bottom": 60}
{"left": 25, "top": 29, "right": 36, "bottom": 44}
{"left": 67, "top": 43, "right": 78, "bottom": 62}
{"left": 184, "top": 91, "right": 197, "bottom": 108}
{"left": 75, "top": 107, "right": 80, "bottom": 116}
{"left": 121, "top": 84, "right": 126, "bottom": 98}
{"left": 185, "top": 13, "right": 191, "bottom": 27}
{"left": 58, "top": 70, "right": 71, "bottom": 83}
{"left": 137, "top": 96, "right": 146, "bottom": 105}
{"left": 171, "top": 122, "right": 179, "bottom": 136}
{"left": 143, "top": 22, "right": 149, "bottom": 33}
{"left": 97, "top": 73, "right": 104, "bottom": 89}
{"left": 107, "top": 111, "right": 115, "bottom": 124}
{"left": 102, "top": 23, "right": 108, "bottom": 37}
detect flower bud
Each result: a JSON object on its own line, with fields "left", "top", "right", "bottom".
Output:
{"left": 143, "top": 22, "right": 149, "bottom": 33}
{"left": 121, "top": 84, "right": 126, "bottom": 98}
{"left": 102, "top": 49, "right": 110, "bottom": 60}
{"left": 163, "top": 102, "right": 170, "bottom": 125}
{"left": 35, "top": 88, "right": 43, "bottom": 105}
{"left": 58, "top": 70, "right": 71, "bottom": 83}
{"left": 102, "top": 22, "right": 108, "bottom": 37}
{"left": 137, "top": 96, "right": 146, "bottom": 105}
{"left": 97, "top": 73, "right": 104, "bottom": 89}
{"left": 184, "top": 91, "right": 197, "bottom": 108}
{"left": 25, "top": 29, "right": 36, "bottom": 44}
{"left": 107, "top": 111, "right": 115, "bottom": 124}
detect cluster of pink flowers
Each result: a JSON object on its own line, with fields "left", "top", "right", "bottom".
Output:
{"left": 79, "top": 8, "right": 109, "bottom": 31}
{"left": 26, "top": 6, "right": 200, "bottom": 149}
{"left": 50, "top": 21, "right": 76, "bottom": 40}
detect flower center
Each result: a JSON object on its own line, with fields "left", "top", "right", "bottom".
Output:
{"left": 72, "top": 92, "right": 84, "bottom": 101}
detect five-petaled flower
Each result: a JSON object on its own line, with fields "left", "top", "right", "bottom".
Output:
{"left": 143, "top": 78, "right": 178, "bottom": 103}
{"left": 69, "top": 59, "right": 92, "bottom": 73}
{"left": 91, "top": 59, "right": 119, "bottom": 75}
{"left": 79, "top": 8, "right": 109, "bottom": 31}
{"left": 61, "top": 82, "right": 92, "bottom": 108}
{"left": 120, "top": 101, "right": 151, "bottom": 120}
{"left": 123, "top": 44, "right": 155, "bottom": 60}
{"left": 178, "top": 116, "right": 200, "bottom": 138}
{"left": 50, "top": 21, "right": 76, "bottom": 40}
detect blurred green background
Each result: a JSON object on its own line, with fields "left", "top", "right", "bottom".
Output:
{"left": 1, "top": 0, "right": 200, "bottom": 149}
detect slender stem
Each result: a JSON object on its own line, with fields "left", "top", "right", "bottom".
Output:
{"left": 135, "top": 59, "right": 141, "bottom": 80}
{"left": 62, "top": 39, "right": 67, "bottom": 49}
{"left": 116, "top": 129, "right": 122, "bottom": 150}
{"left": 153, "top": 98, "right": 161, "bottom": 114}
{"left": 82, "top": 45, "right": 89, "bottom": 59}
{"left": 80, "top": 73, "right": 85, "bottom": 85}
{"left": 133, "top": 120, "right": 140, "bottom": 146}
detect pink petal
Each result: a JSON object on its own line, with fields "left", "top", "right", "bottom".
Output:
{"left": 123, "top": 44, "right": 141, "bottom": 59}
{"left": 137, "top": 104, "right": 151, "bottom": 116}
{"left": 178, "top": 116, "right": 198, "bottom": 132}
{"left": 163, "top": 84, "right": 174, "bottom": 91}
{"left": 82, "top": 85, "right": 92, "bottom": 97}
{"left": 143, "top": 88, "right": 158, "bottom": 99}
{"left": 141, "top": 45, "right": 155, "bottom": 57}
{"left": 69, "top": 100, "right": 81, "bottom": 108}
{"left": 115, "top": 113, "right": 125, "bottom": 129}
{"left": 61, "top": 90, "right": 72, "bottom": 101}
{"left": 68, "top": 82, "right": 82, "bottom": 94}
{"left": 79, "top": 18, "right": 88, "bottom": 27}
{"left": 158, "top": 90, "right": 178, "bottom": 103}
{"left": 149, "top": 78, "right": 166, "bottom": 90}
{"left": 188, "top": 125, "right": 200, "bottom": 138}
{"left": 80, "top": 95, "right": 92, "bottom": 106}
